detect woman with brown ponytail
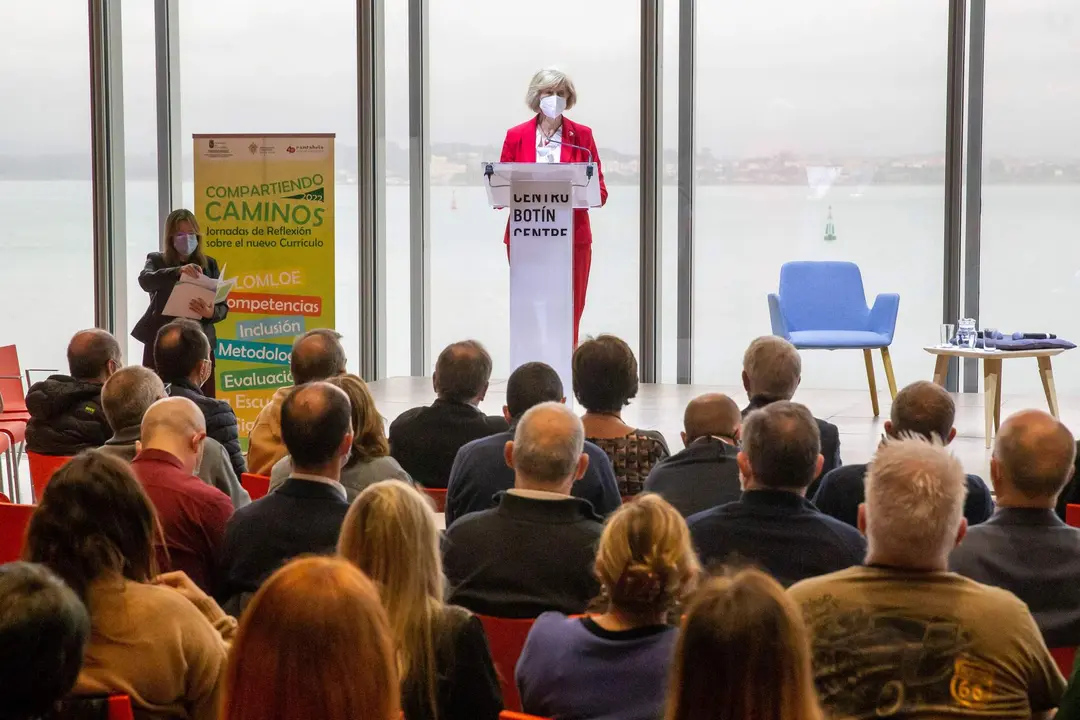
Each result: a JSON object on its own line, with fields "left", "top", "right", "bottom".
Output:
{"left": 515, "top": 494, "right": 700, "bottom": 720}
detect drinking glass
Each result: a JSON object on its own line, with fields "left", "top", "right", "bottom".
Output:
{"left": 983, "top": 327, "right": 998, "bottom": 351}
{"left": 958, "top": 318, "right": 977, "bottom": 348}
{"left": 940, "top": 323, "right": 955, "bottom": 346}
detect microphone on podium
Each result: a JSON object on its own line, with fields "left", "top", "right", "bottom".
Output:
{"left": 543, "top": 137, "right": 595, "bottom": 180}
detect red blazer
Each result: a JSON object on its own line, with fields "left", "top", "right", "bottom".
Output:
{"left": 500, "top": 116, "right": 608, "bottom": 246}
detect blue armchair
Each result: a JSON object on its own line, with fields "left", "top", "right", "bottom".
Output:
{"left": 769, "top": 261, "right": 899, "bottom": 416}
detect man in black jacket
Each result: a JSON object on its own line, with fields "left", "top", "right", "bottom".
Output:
{"left": 741, "top": 335, "right": 841, "bottom": 496}
{"left": 444, "top": 401, "right": 602, "bottom": 618}
{"left": 25, "top": 329, "right": 121, "bottom": 455}
{"left": 155, "top": 319, "right": 246, "bottom": 477}
{"left": 644, "top": 392, "right": 743, "bottom": 517}
{"left": 390, "top": 340, "right": 508, "bottom": 488}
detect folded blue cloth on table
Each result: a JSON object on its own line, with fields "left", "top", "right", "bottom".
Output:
{"left": 951, "top": 332, "right": 1075, "bottom": 351}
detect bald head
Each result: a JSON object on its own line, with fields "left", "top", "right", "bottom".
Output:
{"left": 139, "top": 397, "right": 207, "bottom": 473}
{"left": 67, "top": 329, "right": 121, "bottom": 383}
{"left": 742, "top": 336, "right": 801, "bottom": 400}
{"left": 888, "top": 380, "right": 956, "bottom": 443}
{"left": 509, "top": 402, "right": 587, "bottom": 489}
{"left": 290, "top": 329, "right": 347, "bottom": 385}
{"left": 993, "top": 410, "right": 1076, "bottom": 504}
{"left": 683, "top": 393, "right": 742, "bottom": 443}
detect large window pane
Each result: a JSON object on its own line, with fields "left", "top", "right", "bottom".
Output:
{"left": 385, "top": 0, "right": 411, "bottom": 377}
{"left": 980, "top": 1, "right": 1080, "bottom": 393}
{"left": 0, "top": 3, "right": 93, "bottom": 370}
{"left": 429, "top": 1, "right": 640, "bottom": 378}
{"left": 693, "top": 0, "right": 947, "bottom": 391}
{"left": 178, "top": 1, "right": 359, "bottom": 366}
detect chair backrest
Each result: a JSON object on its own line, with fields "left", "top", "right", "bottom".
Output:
{"left": 778, "top": 261, "right": 869, "bottom": 332}
{"left": 0, "top": 345, "right": 27, "bottom": 414}
{"left": 240, "top": 473, "right": 271, "bottom": 501}
{"left": 1051, "top": 647, "right": 1076, "bottom": 679}
{"left": 28, "top": 452, "right": 75, "bottom": 503}
{"left": 479, "top": 615, "right": 537, "bottom": 713}
{"left": 0, "top": 503, "right": 35, "bottom": 563}
{"left": 500, "top": 713, "right": 552, "bottom": 720}
{"left": 423, "top": 487, "right": 448, "bottom": 512}
{"left": 0, "top": 491, "right": 11, "bottom": 503}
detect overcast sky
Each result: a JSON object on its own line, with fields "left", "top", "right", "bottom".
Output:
{"left": 1, "top": 0, "right": 1077, "bottom": 158}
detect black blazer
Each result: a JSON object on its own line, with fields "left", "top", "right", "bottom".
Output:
{"left": 743, "top": 395, "right": 841, "bottom": 496}
{"left": 132, "top": 252, "right": 228, "bottom": 348}
{"left": 389, "top": 398, "right": 509, "bottom": 489}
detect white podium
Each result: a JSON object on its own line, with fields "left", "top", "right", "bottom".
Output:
{"left": 483, "top": 161, "right": 601, "bottom": 396}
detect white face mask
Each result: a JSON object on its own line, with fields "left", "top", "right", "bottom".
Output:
{"left": 539, "top": 95, "right": 567, "bottom": 119}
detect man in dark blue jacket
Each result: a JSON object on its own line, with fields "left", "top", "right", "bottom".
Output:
{"left": 217, "top": 382, "right": 353, "bottom": 614}
{"left": 813, "top": 380, "right": 993, "bottom": 529}
{"left": 688, "top": 401, "right": 866, "bottom": 587}
{"left": 26, "top": 329, "right": 121, "bottom": 455}
{"left": 155, "top": 319, "right": 246, "bottom": 478}
{"left": 445, "top": 361, "right": 621, "bottom": 524}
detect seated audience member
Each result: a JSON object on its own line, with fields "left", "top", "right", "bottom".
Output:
{"left": 688, "top": 402, "right": 865, "bottom": 586}
{"left": 100, "top": 366, "right": 248, "bottom": 507}
{"left": 25, "top": 329, "right": 121, "bottom": 455}
{"left": 644, "top": 393, "right": 743, "bottom": 517}
{"left": 516, "top": 494, "right": 699, "bottom": 720}
{"left": 339, "top": 481, "right": 502, "bottom": 720}
{"left": 951, "top": 410, "right": 1080, "bottom": 647}
{"left": 574, "top": 335, "right": 670, "bottom": 496}
{"left": 269, "top": 373, "right": 411, "bottom": 501}
{"left": 218, "top": 382, "right": 353, "bottom": 613}
{"left": 790, "top": 436, "right": 1065, "bottom": 719}
{"left": 443, "top": 402, "right": 604, "bottom": 617}
{"left": 0, "top": 562, "right": 90, "bottom": 720}
{"left": 741, "top": 336, "right": 840, "bottom": 493}
{"left": 390, "top": 340, "right": 508, "bottom": 488}
{"left": 446, "top": 361, "right": 621, "bottom": 524}
{"left": 131, "top": 397, "right": 234, "bottom": 594}
{"left": 25, "top": 452, "right": 236, "bottom": 720}
{"left": 222, "top": 557, "right": 399, "bottom": 720}
{"left": 155, "top": 319, "right": 246, "bottom": 477}
{"left": 666, "top": 569, "right": 824, "bottom": 720}
{"left": 813, "top": 380, "right": 993, "bottom": 528}
{"left": 247, "top": 328, "right": 347, "bottom": 475}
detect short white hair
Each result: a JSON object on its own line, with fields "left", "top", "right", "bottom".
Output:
{"left": 864, "top": 435, "right": 967, "bottom": 567}
{"left": 525, "top": 68, "right": 578, "bottom": 113}
{"left": 743, "top": 336, "right": 801, "bottom": 399}
{"left": 512, "top": 401, "right": 585, "bottom": 484}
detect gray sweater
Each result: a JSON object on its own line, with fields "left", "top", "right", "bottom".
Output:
{"left": 269, "top": 454, "right": 413, "bottom": 502}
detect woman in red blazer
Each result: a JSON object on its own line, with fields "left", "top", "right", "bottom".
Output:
{"left": 501, "top": 68, "right": 608, "bottom": 346}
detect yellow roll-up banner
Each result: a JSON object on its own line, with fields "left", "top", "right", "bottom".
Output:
{"left": 193, "top": 134, "right": 335, "bottom": 440}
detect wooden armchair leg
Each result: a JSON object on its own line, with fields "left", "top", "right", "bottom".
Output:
{"left": 880, "top": 347, "right": 898, "bottom": 400}
{"left": 863, "top": 349, "right": 880, "bottom": 417}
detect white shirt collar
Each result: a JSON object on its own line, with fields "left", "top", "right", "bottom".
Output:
{"left": 508, "top": 488, "right": 572, "bottom": 502}
{"left": 289, "top": 472, "right": 347, "bottom": 501}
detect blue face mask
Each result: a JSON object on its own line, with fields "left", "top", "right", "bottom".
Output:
{"left": 173, "top": 233, "right": 198, "bottom": 257}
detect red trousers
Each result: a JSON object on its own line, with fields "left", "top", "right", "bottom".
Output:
{"left": 507, "top": 243, "right": 592, "bottom": 347}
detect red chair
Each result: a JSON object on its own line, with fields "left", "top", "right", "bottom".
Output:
{"left": 500, "top": 713, "right": 552, "bottom": 720}
{"left": 241, "top": 472, "right": 271, "bottom": 500}
{"left": 479, "top": 615, "right": 537, "bottom": 712}
{"left": 107, "top": 694, "right": 135, "bottom": 720}
{"left": 1066, "top": 504, "right": 1080, "bottom": 528}
{"left": 27, "top": 451, "right": 73, "bottom": 504}
{"left": 0, "top": 491, "right": 11, "bottom": 503}
{"left": 423, "top": 487, "right": 448, "bottom": 512}
{"left": 0, "top": 502, "right": 35, "bottom": 563}
{"left": 0, "top": 345, "right": 32, "bottom": 421}
{"left": 52, "top": 694, "right": 135, "bottom": 720}
{"left": 1051, "top": 647, "right": 1076, "bottom": 678}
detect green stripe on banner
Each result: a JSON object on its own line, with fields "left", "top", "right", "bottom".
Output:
{"left": 219, "top": 366, "right": 294, "bottom": 392}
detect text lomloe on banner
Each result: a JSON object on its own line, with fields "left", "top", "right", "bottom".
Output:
{"left": 194, "top": 134, "right": 335, "bottom": 439}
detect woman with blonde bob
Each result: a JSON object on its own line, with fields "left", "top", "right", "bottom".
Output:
{"left": 338, "top": 480, "right": 501, "bottom": 720}
{"left": 222, "top": 556, "right": 399, "bottom": 720}
{"left": 516, "top": 494, "right": 699, "bottom": 720}
{"left": 665, "top": 569, "right": 823, "bottom": 720}
{"left": 269, "top": 373, "right": 412, "bottom": 500}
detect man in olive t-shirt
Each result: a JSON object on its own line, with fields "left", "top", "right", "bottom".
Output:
{"left": 790, "top": 437, "right": 1064, "bottom": 720}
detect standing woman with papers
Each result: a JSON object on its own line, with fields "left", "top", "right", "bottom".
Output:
{"left": 500, "top": 67, "right": 607, "bottom": 346}
{"left": 132, "top": 208, "right": 228, "bottom": 397}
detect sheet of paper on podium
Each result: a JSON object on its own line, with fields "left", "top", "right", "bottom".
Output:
{"left": 162, "top": 270, "right": 236, "bottom": 319}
